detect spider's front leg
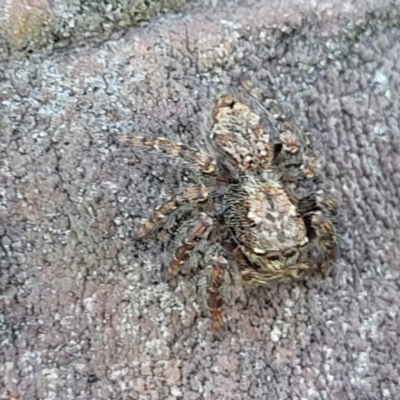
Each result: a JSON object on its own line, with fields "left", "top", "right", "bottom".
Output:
{"left": 206, "top": 255, "right": 228, "bottom": 336}
{"left": 117, "top": 135, "right": 216, "bottom": 174}
{"left": 135, "top": 183, "right": 209, "bottom": 239}
{"left": 239, "top": 247, "right": 310, "bottom": 286}
{"left": 240, "top": 262, "right": 309, "bottom": 286}
{"left": 167, "top": 213, "right": 213, "bottom": 277}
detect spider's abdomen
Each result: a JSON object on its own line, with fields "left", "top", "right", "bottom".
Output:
{"left": 209, "top": 95, "right": 274, "bottom": 173}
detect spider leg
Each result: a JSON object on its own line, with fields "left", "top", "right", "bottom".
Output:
{"left": 117, "top": 135, "right": 216, "bottom": 174}
{"left": 264, "top": 99, "right": 319, "bottom": 181}
{"left": 206, "top": 255, "right": 228, "bottom": 336}
{"left": 299, "top": 193, "right": 338, "bottom": 273}
{"left": 241, "top": 261, "right": 309, "bottom": 286}
{"left": 167, "top": 213, "right": 213, "bottom": 277}
{"left": 311, "top": 210, "right": 338, "bottom": 274}
{"left": 135, "top": 183, "right": 209, "bottom": 239}
{"left": 273, "top": 130, "right": 319, "bottom": 182}
{"left": 238, "top": 246, "right": 310, "bottom": 286}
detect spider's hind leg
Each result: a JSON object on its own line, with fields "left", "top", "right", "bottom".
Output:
{"left": 135, "top": 183, "right": 209, "bottom": 239}
{"left": 265, "top": 99, "right": 319, "bottom": 181}
{"left": 117, "top": 135, "right": 216, "bottom": 174}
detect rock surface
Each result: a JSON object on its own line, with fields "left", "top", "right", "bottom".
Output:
{"left": 1, "top": 0, "right": 400, "bottom": 399}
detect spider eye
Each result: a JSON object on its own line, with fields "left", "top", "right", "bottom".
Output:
{"left": 283, "top": 249, "right": 296, "bottom": 259}
{"left": 273, "top": 143, "right": 283, "bottom": 154}
{"left": 248, "top": 219, "right": 257, "bottom": 228}
{"left": 266, "top": 253, "right": 280, "bottom": 261}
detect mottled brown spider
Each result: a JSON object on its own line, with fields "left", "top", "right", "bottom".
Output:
{"left": 117, "top": 92, "right": 338, "bottom": 336}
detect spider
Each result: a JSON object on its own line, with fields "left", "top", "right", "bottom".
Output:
{"left": 117, "top": 92, "right": 338, "bottom": 336}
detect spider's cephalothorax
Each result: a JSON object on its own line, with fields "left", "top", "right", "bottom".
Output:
{"left": 117, "top": 93, "right": 338, "bottom": 336}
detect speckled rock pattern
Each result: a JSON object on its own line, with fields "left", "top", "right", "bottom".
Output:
{"left": 0, "top": 0, "right": 188, "bottom": 59}
{"left": 1, "top": 1, "right": 400, "bottom": 399}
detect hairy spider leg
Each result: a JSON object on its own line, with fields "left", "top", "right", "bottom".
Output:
{"left": 298, "top": 193, "right": 338, "bottom": 273}
{"left": 117, "top": 135, "right": 216, "bottom": 174}
{"left": 273, "top": 132, "right": 320, "bottom": 182}
{"left": 311, "top": 210, "right": 338, "bottom": 274}
{"left": 134, "top": 183, "right": 209, "bottom": 239}
{"left": 207, "top": 256, "right": 228, "bottom": 336}
{"left": 242, "top": 246, "right": 309, "bottom": 286}
{"left": 240, "top": 260, "right": 309, "bottom": 286}
{"left": 167, "top": 213, "right": 213, "bottom": 276}
{"left": 263, "top": 99, "right": 319, "bottom": 181}
{"left": 223, "top": 242, "right": 309, "bottom": 286}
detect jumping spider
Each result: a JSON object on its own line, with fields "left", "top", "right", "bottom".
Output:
{"left": 117, "top": 93, "right": 338, "bottom": 336}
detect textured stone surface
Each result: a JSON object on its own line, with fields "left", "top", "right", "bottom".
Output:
{"left": 1, "top": 0, "right": 400, "bottom": 399}
{"left": 0, "top": 0, "right": 189, "bottom": 59}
